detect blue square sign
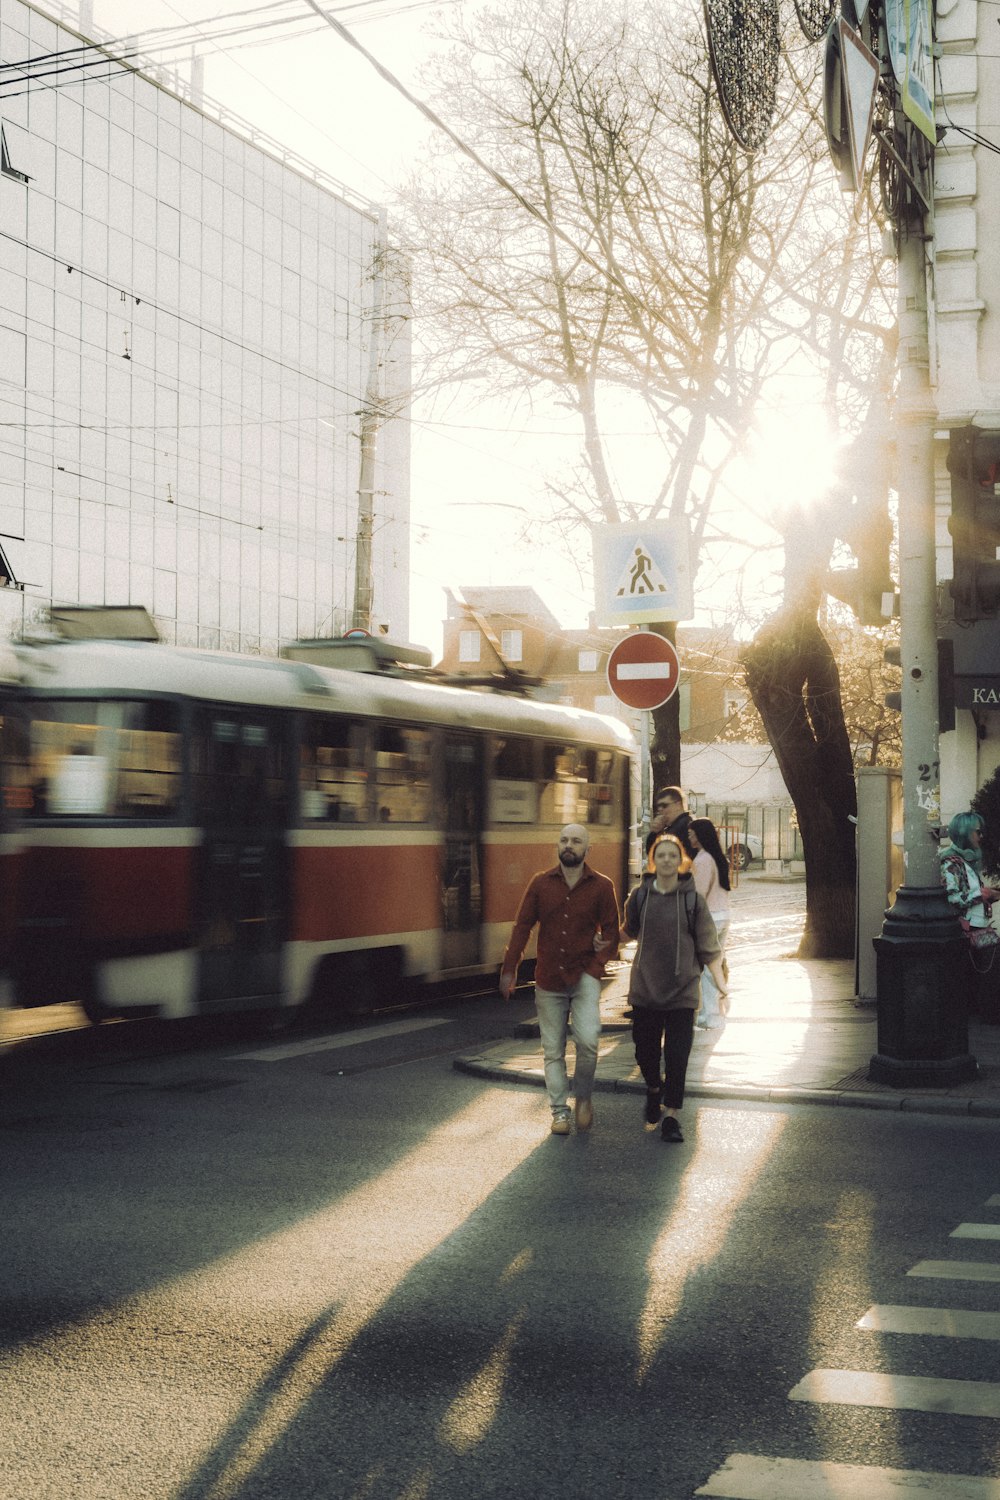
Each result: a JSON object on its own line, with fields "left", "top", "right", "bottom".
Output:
{"left": 592, "top": 520, "right": 693, "bottom": 626}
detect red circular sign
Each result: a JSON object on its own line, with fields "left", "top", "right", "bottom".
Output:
{"left": 606, "top": 632, "right": 680, "bottom": 710}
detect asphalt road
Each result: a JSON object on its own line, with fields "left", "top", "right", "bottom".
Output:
{"left": 3, "top": 998, "right": 1000, "bottom": 1500}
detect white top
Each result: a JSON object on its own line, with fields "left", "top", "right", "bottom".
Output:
{"left": 692, "top": 848, "right": 731, "bottom": 917}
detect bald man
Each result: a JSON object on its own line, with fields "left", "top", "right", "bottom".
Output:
{"left": 499, "top": 824, "right": 621, "bottom": 1135}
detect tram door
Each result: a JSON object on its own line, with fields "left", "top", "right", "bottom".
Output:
{"left": 193, "top": 707, "right": 288, "bottom": 1010}
{"left": 440, "top": 732, "right": 482, "bottom": 971}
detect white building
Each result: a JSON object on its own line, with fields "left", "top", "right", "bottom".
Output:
{"left": 934, "top": 0, "right": 1000, "bottom": 813}
{"left": 0, "top": 0, "right": 410, "bottom": 653}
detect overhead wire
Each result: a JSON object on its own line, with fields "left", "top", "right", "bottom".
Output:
{"left": 1, "top": 0, "right": 702, "bottom": 597}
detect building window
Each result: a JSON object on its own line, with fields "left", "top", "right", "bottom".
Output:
{"left": 501, "top": 628, "right": 522, "bottom": 663}
{"left": 459, "top": 630, "right": 481, "bottom": 663}
{"left": 578, "top": 649, "right": 598, "bottom": 673}
{"left": 0, "top": 123, "right": 31, "bottom": 184}
{"left": 724, "top": 690, "right": 747, "bottom": 718}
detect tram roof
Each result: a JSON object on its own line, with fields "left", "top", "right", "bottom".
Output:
{"left": 13, "top": 639, "right": 635, "bottom": 750}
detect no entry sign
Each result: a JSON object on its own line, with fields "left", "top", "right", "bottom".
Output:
{"left": 606, "top": 631, "right": 679, "bottom": 711}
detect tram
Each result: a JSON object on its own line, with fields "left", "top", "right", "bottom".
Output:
{"left": 0, "top": 639, "right": 27, "bottom": 1006}
{"left": 3, "top": 621, "right": 634, "bottom": 1023}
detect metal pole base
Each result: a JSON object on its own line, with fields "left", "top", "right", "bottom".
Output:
{"left": 870, "top": 883, "right": 978, "bottom": 1088}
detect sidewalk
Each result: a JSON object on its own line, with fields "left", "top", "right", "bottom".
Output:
{"left": 455, "top": 874, "right": 1000, "bottom": 1119}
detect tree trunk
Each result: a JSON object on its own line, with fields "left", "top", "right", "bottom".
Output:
{"left": 741, "top": 607, "right": 857, "bottom": 958}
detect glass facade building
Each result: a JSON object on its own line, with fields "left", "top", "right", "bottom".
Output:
{"left": 0, "top": 0, "right": 410, "bottom": 653}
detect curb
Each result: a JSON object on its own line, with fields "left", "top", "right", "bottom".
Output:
{"left": 452, "top": 1056, "right": 1000, "bottom": 1120}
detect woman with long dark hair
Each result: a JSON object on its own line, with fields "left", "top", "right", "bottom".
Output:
{"left": 688, "top": 817, "right": 731, "bottom": 1029}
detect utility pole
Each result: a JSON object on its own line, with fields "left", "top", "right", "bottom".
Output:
{"left": 352, "top": 208, "right": 388, "bottom": 633}
{"left": 700, "top": 0, "right": 975, "bottom": 1083}
{"left": 869, "top": 206, "right": 974, "bottom": 1085}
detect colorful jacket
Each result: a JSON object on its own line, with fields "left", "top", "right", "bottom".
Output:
{"left": 939, "top": 847, "right": 991, "bottom": 928}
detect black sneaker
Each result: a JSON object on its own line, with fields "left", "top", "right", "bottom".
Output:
{"left": 661, "top": 1115, "right": 683, "bottom": 1143}
{"left": 644, "top": 1090, "right": 661, "bottom": 1125}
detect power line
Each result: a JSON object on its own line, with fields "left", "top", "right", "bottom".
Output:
{"left": 300, "top": 0, "right": 648, "bottom": 325}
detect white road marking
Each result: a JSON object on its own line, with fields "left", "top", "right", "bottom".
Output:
{"left": 232, "top": 1016, "right": 449, "bottom": 1062}
{"left": 696, "top": 1452, "right": 1000, "bottom": 1499}
{"left": 789, "top": 1367, "right": 1000, "bottom": 1418}
{"left": 986, "top": 1195, "right": 1000, "bottom": 1208}
{"left": 953, "top": 1224, "right": 1000, "bottom": 1241}
{"left": 858, "top": 1305, "right": 1000, "bottom": 1340}
{"left": 909, "top": 1260, "right": 1000, "bottom": 1284}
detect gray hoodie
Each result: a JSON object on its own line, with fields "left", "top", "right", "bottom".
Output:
{"left": 624, "top": 873, "right": 721, "bottom": 1011}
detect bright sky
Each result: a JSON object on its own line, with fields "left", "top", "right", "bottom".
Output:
{"left": 87, "top": 0, "right": 827, "bottom": 656}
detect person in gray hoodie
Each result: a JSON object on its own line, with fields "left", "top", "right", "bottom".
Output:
{"left": 622, "top": 833, "right": 727, "bottom": 1142}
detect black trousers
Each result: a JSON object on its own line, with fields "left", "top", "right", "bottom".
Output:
{"left": 632, "top": 1006, "right": 695, "bottom": 1110}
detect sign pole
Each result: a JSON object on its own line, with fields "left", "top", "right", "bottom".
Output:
{"left": 640, "top": 619, "right": 651, "bottom": 846}
{"left": 640, "top": 707, "right": 651, "bottom": 847}
{"left": 605, "top": 626, "right": 680, "bottom": 849}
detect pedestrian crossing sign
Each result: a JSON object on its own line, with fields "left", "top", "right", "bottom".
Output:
{"left": 592, "top": 519, "right": 693, "bottom": 625}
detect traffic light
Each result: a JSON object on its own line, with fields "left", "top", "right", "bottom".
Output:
{"left": 825, "top": 397, "right": 895, "bottom": 626}
{"left": 947, "top": 426, "right": 1000, "bottom": 621}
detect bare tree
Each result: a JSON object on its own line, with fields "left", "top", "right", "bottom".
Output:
{"left": 400, "top": 0, "right": 896, "bottom": 954}
{"left": 400, "top": 0, "right": 828, "bottom": 768}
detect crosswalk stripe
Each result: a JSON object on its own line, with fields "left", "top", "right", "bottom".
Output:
{"left": 953, "top": 1224, "right": 1000, "bottom": 1241}
{"left": 909, "top": 1260, "right": 1000, "bottom": 1283}
{"left": 986, "top": 1195, "right": 1000, "bottom": 1208}
{"left": 857, "top": 1305, "right": 1000, "bottom": 1340}
{"left": 231, "top": 1016, "right": 449, "bottom": 1061}
{"left": 789, "top": 1368, "right": 1000, "bottom": 1418}
{"left": 695, "top": 1452, "right": 1000, "bottom": 1498}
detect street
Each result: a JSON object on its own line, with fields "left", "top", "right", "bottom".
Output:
{"left": 4, "top": 963, "right": 1000, "bottom": 1500}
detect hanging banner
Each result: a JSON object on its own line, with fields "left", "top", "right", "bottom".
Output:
{"left": 902, "top": 0, "right": 935, "bottom": 143}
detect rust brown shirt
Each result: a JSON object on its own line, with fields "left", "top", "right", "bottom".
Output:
{"left": 501, "top": 863, "right": 620, "bottom": 991}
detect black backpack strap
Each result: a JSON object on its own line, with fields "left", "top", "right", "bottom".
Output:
{"left": 631, "top": 881, "right": 648, "bottom": 927}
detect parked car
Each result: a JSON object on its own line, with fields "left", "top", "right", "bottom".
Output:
{"left": 726, "top": 833, "right": 762, "bottom": 871}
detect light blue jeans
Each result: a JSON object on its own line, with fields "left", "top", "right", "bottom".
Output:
{"left": 534, "top": 972, "right": 602, "bottom": 1115}
{"left": 698, "top": 916, "right": 730, "bottom": 1027}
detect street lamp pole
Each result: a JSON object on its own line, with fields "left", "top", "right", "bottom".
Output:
{"left": 869, "top": 207, "right": 975, "bottom": 1086}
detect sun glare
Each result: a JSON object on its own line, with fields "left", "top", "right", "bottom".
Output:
{"left": 740, "top": 409, "right": 843, "bottom": 527}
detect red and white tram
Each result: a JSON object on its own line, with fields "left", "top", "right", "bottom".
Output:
{"left": 0, "top": 640, "right": 28, "bottom": 1006}
{"left": 4, "top": 631, "right": 634, "bottom": 1022}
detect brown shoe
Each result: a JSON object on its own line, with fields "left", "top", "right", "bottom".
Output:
{"left": 574, "top": 1097, "right": 594, "bottom": 1131}
{"left": 550, "top": 1112, "right": 572, "bottom": 1135}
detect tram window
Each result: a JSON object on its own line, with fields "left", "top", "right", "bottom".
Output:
{"left": 0, "top": 711, "right": 32, "bottom": 813}
{"left": 374, "top": 724, "right": 431, "bottom": 823}
{"left": 540, "top": 742, "right": 616, "bottom": 826}
{"left": 24, "top": 700, "right": 181, "bottom": 818}
{"left": 190, "top": 712, "right": 287, "bottom": 825}
{"left": 300, "top": 716, "right": 369, "bottom": 822}
{"left": 489, "top": 736, "right": 538, "bottom": 824}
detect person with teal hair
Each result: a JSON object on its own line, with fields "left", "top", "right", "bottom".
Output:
{"left": 940, "top": 811, "right": 1000, "bottom": 1020}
